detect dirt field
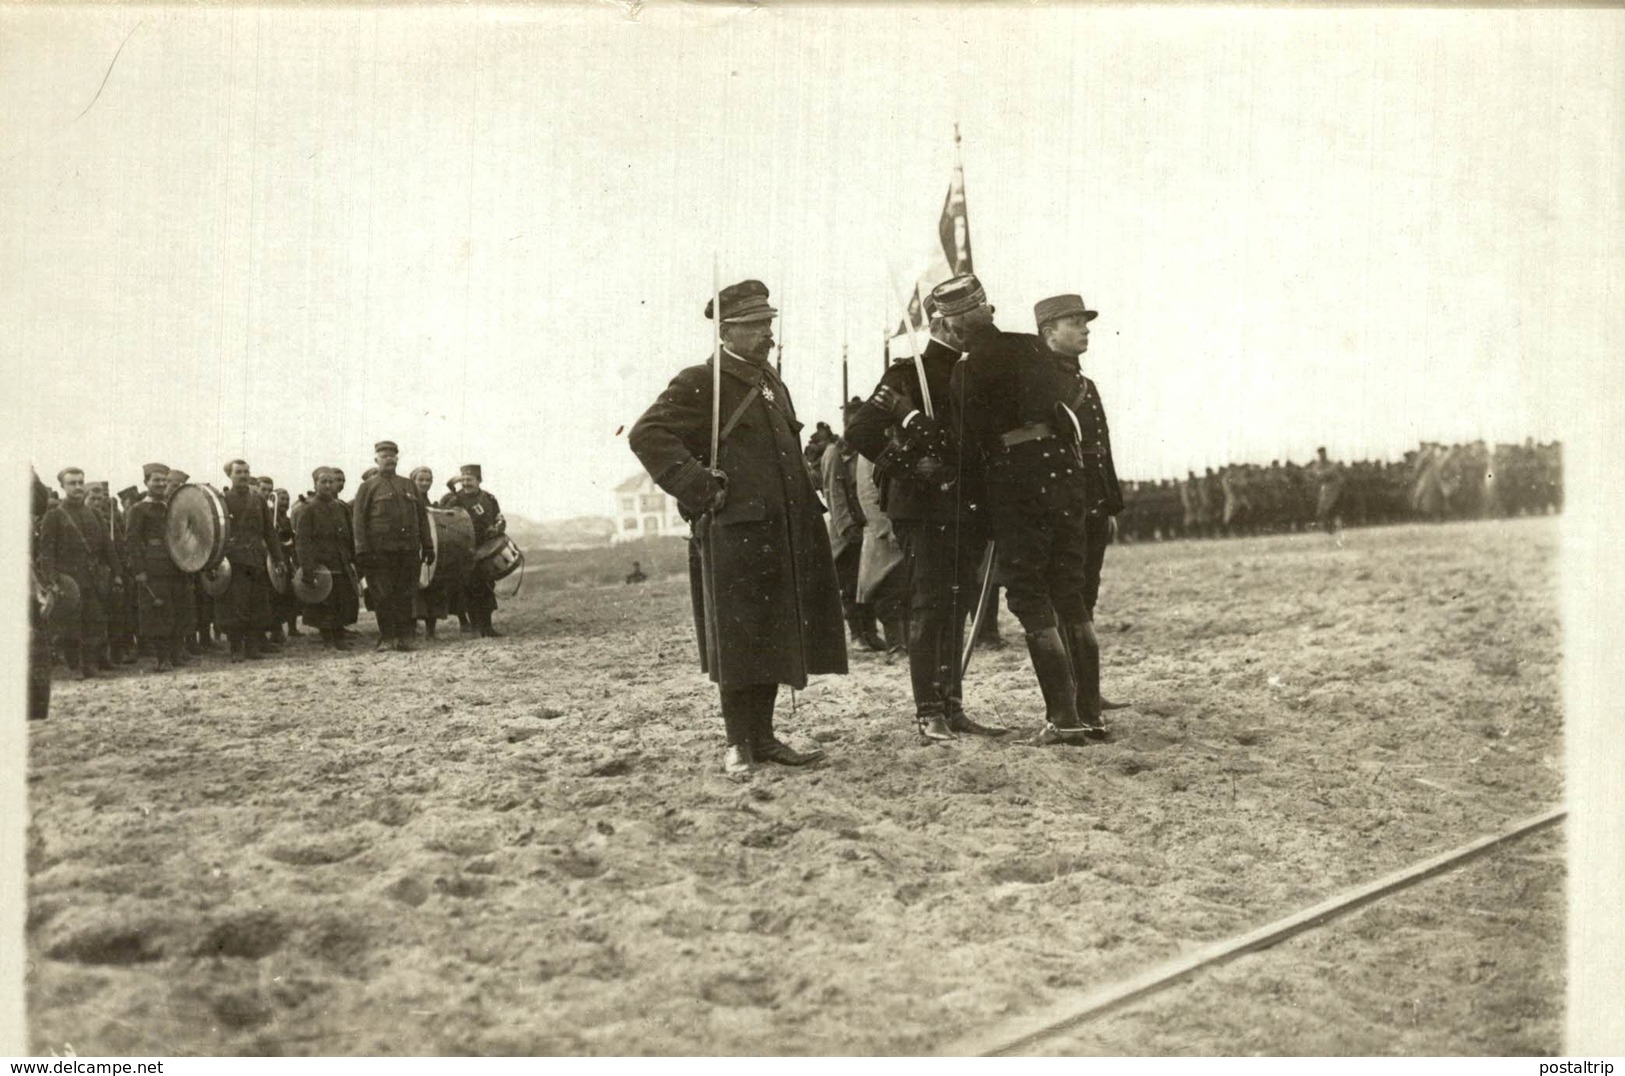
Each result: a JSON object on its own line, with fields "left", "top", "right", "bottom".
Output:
{"left": 25, "top": 517, "right": 1564, "bottom": 1056}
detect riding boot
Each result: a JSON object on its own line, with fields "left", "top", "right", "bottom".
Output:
{"left": 1059, "top": 618, "right": 1106, "bottom": 734}
{"left": 480, "top": 610, "right": 503, "bottom": 638}
{"left": 1025, "top": 627, "right": 1086, "bottom": 743}
{"left": 908, "top": 616, "right": 954, "bottom": 740}
{"left": 943, "top": 615, "right": 1007, "bottom": 736}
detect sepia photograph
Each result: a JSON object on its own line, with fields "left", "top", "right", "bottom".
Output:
{"left": 2, "top": 1, "right": 1621, "bottom": 1059}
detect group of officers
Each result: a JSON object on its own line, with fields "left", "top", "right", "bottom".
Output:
{"left": 28, "top": 443, "right": 510, "bottom": 716}
{"left": 630, "top": 273, "right": 1125, "bottom": 774}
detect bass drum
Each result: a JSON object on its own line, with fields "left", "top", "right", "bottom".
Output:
{"left": 166, "top": 484, "right": 230, "bottom": 573}
{"left": 421, "top": 506, "right": 476, "bottom": 591}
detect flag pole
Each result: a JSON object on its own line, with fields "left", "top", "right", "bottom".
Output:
{"left": 841, "top": 343, "right": 849, "bottom": 410}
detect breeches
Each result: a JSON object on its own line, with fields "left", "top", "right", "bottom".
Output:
{"left": 992, "top": 503, "right": 1090, "bottom": 631}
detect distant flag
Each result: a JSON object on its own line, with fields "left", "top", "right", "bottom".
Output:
{"left": 893, "top": 124, "right": 973, "bottom": 344}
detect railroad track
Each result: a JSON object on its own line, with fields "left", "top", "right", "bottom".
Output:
{"left": 946, "top": 806, "right": 1567, "bottom": 1057}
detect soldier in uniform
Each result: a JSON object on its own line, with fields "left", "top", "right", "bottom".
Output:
{"left": 352, "top": 441, "right": 435, "bottom": 652}
{"left": 822, "top": 398, "right": 885, "bottom": 652}
{"left": 950, "top": 280, "right": 1107, "bottom": 744}
{"left": 37, "top": 467, "right": 122, "bottom": 678}
{"left": 629, "top": 279, "right": 845, "bottom": 774}
{"left": 87, "top": 480, "right": 137, "bottom": 665}
{"left": 124, "top": 463, "right": 196, "bottom": 670}
{"left": 1308, "top": 447, "right": 1344, "bottom": 534}
{"left": 218, "top": 460, "right": 280, "bottom": 661}
{"left": 1035, "top": 294, "right": 1129, "bottom": 717}
{"left": 29, "top": 471, "right": 54, "bottom": 717}
{"left": 447, "top": 464, "right": 505, "bottom": 638}
{"left": 271, "top": 487, "right": 303, "bottom": 638}
{"left": 849, "top": 292, "right": 1006, "bottom": 741}
{"left": 296, "top": 467, "right": 361, "bottom": 649}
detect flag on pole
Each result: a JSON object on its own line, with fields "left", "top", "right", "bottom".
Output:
{"left": 893, "top": 125, "right": 974, "bottom": 344}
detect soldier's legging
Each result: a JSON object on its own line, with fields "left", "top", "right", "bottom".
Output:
{"left": 365, "top": 551, "right": 420, "bottom": 641}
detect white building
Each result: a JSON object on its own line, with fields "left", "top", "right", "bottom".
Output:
{"left": 610, "top": 472, "right": 690, "bottom": 544}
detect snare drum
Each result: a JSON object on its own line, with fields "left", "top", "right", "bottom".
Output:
{"left": 473, "top": 533, "right": 523, "bottom": 581}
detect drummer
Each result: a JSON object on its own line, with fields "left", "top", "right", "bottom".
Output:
{"left": 220, "top": 459, "right": 280, "bottom": 662}
{"left": 446, "top": 464, "right": 505, "bottom": 638}
{"left": 124, "top": 463, "right": 195, "bottom": 671}
{"left": 409, "top": 466, "right": 451, "bottom": 641}
{"left": 164, "top": 468, "right": 214, "bottom": 655}
{"left": 295, "top": 467, "right": 361, "bottom": 649}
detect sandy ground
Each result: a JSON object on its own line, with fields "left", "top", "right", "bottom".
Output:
{"left": 25, "top": 517, "right": 1563, "bottom": 1055}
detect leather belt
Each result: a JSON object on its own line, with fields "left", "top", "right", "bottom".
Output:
{"left": 1000, "top": 423, "right": 1054, "bottom": 447}
{"left": 998, "top": 423, "right": 1106, "bottom": 457}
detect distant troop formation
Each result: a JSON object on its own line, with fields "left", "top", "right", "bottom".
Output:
{"left": 1116, "top": 440, "right": 1563, "bottom": 543}
{"left": 27, "top": 445, "right": 522, "bottom": 719}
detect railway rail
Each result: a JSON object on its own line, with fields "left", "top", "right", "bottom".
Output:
{"left": 946, "top": 806, "right": 1567, "bottom": 1057}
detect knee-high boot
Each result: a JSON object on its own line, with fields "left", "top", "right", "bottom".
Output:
{"left": 1025, "top": 627, "right": 1086, "bottom": 743}
{"left": 1059, "top": 618, "right": 1105, "bottom": 734}
{"left": 907, "top": 616, "right": 953, "bottom": 740}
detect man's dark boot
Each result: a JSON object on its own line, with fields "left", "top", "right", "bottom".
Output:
{"left": 939, "top": 617, "right": 1006, "bottom": 736}
{"left": 229, "top": 633, "right": 245, "bottom": 664}
{"left": 1024, "top": 627, "right": 1088, "bottom": 745}
{"left": 76, "top": 640, "right": 98, "bottom": 679}
{"left": 749, "top": 684, "right": 824, "bottom": 765}
{"left": 479, "top": 611, "right": 503, "bottom": 638}
{"left": 244, "top": 632, "right": 267, "bottom": 661}
{"left": 719, "top": 686, "right": 759, "bottom": 774}
{"left": 907, "top": 617, "right": 955, "bottom": 741}
{"left": 170, "top": 636, "right": 195, "bottom": 666}
{"left": 424, "top": 619, "right": 437, "bottom": 640}
{"left": 1059, "top": 618, "right": 1107, "bottom": 735}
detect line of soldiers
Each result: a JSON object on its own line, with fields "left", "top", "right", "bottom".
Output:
{"left": 629, "top": 274, "right": 1128, "bottom": 774}
{"left": 28, "top": 444, "right": 510, "bottom": 702}
{"left": 1117, "top": 439, "right": 1564, "bottom": 543}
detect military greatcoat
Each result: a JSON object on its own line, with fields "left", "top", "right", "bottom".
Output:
{"left": 629, "top": 351, "right": 847, "bottom": 689}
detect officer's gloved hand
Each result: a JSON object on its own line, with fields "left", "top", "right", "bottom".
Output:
{"left": 870, "top": 385, "right": 915, "bottom": 422}
{"left": 706, "top": 469, "right": 729, "bottom": 514}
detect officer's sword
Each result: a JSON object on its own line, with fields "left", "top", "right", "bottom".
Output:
{"left": 959, "top": 539, "right": 996, "bottom": 680}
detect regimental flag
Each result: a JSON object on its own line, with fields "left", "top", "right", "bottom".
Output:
{"left": 893, "top": 136, "right": 974, "bottom": 345}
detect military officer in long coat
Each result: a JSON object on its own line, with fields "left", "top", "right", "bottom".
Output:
{"left": 629, "top": 279, "right": 847, "bottom": 775}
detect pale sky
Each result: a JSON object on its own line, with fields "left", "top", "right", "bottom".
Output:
{"left": 3, "top": 5, "right": 1620, "bottom": 519}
